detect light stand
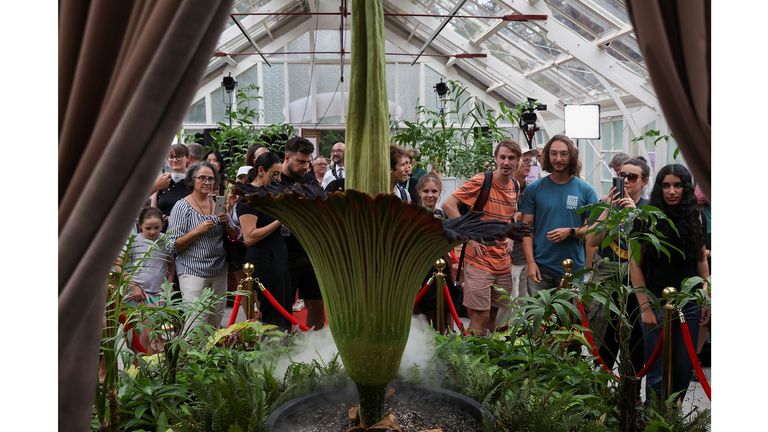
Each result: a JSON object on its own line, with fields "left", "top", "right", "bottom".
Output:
{"left": 222, "top": 73, "right": 237, "bottom": 127}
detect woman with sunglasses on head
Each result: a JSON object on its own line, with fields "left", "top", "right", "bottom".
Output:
{"left": 585, "top": 157, "right": 651, "bottom": 382}
{"left": 629, "top": 164, "right": 710, "bottom": 403}
{"left": 151, "top": 144, "right": 192, "bottom": 230}
{"left": 166, "top": 162, "right": 238, "bottom": 332}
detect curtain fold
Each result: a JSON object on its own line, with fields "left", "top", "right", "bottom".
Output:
{"left": 628, "top": 0, "right": 711, "bottom": 198}
{"left": 58, "top": 1, "right": 233, "bottom": 430}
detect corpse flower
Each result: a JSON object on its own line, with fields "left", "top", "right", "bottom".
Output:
{"left": 243, "top": 0, "right": 528, "bottom": 426}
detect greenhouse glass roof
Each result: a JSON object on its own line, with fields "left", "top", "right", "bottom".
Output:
{"left": 197, "top": 0, "right": 658, "bottom": 130}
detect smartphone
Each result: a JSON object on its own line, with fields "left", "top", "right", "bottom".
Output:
{"left": 612, "top": 177, "right": 625, "bottom": 200}
{"left": 214, "top": 195, "right": 226, "bottom": 214}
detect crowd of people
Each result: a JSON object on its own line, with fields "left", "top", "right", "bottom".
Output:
{"left": 118, "top": 134, "right": 710, "bottom": 404}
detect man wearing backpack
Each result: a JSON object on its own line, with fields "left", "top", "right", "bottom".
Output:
{"left": 442, "top": 140, "right": 522, "bottom": 335}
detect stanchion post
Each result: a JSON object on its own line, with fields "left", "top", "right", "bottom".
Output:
{"left": 435, "top": 258, "right": 446, "bottom": 333}
{"left": 559, "top": 259, "right": 574, "bottom": 289}
{"left": 662, "top": 286, "right": 677, "bottom": 401}
{"left": 242, "top": 263, "right": 255, "bottom": 320}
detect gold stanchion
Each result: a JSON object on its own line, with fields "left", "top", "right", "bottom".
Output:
{"left": 559, "top": 258, "right": 574, "bottom": 289}
{"left": 662, "top": 286, "right": 677, "bottom": 401}
{"left": 435, "top": 259, "right": 446, "bottom": 333}
{"left": 242, "top": 263, "right": 256, "bottom": 320}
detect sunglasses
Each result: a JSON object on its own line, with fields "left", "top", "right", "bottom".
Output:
{"left": 618, "top": 172, "right": 641, "bottom": 183}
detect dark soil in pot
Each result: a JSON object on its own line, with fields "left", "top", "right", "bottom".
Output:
{"left": 267, "top": 381, "right": 494, "bottom": 431}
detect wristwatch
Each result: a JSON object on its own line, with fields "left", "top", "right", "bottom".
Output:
{"left": 569, "top": 227, "right": 576, "bottom": 237}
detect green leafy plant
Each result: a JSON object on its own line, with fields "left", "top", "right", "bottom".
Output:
{"left": 390, "top": 80, "right": 520, "bottom": 179}
{"left": 208, "top": 84, "right": 295, "bottom": 179}
{"left": 631, "top": 129, "right": 680, "bottom": 159}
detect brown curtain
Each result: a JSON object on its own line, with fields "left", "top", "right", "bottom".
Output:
{"left": 58, "top": 1, "right": 232, "bottom": 430}
{"left": 628, "top": 0, "right": 710, "bottom": 198}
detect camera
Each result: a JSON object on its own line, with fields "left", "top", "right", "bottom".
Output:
{"left": 612, "top": 177, "right": 625, "bottom": 200}
{"left": 518, "top": 97, "right": 547, "bottom": 149}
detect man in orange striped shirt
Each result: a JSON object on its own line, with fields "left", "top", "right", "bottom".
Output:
{"left": 442, "top": 140, "right": 522, "bottom": 334}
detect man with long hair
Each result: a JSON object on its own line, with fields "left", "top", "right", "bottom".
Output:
{"left": 519, "top": 134, "right": 598, "bottom": 293}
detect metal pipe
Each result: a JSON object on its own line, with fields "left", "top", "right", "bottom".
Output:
{"left": 231, "top": 12, "right": 545, "bottom": 20}
{"left": 662, "top": 287, "right": 677, "bottom": 401}
{"left": 411, "top": 0, "right": 469, "bottom": 65}
{"left": 231, "top": 15, "right": 271, "bottom": 67}
{"left": 435, "top": 258, "right": 447, "bottom": 333}
{"left": 214, "top": 51, "right": 485, "bottom": 58}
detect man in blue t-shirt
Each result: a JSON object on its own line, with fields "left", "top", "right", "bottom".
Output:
{"left": 519, "top": 134, "right": 598, "bottom": 294}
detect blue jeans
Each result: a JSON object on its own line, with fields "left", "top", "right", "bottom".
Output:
{"left": 641, "top": 302, "right": 700, "bottom": 402}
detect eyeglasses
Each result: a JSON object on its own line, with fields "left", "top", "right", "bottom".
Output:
{"left": 168, "top": 155, "right": 186, "bottom": 160}
{"left": 618, "top": 172, "right": 641, "bottom": 183}
{"left": 194, "top": 176, "right": 216, "bottom": 184}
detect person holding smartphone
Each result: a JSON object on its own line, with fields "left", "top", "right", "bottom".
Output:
{"left": 166, "top": 161, "right": 237, "bottom": 331}
{"left": 585, "top": 157, "right": 650, "bottom": 380}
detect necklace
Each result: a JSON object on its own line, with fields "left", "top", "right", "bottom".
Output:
{"left": 190, "top": 193, "right": 211, "bottom": 215}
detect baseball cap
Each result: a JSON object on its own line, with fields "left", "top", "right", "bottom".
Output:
{"left": 237, "top": 166, "right": 252, "bottom": 177}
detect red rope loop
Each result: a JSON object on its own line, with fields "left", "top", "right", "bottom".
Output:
{"left": 257, "top": 281, "right": 310, "bottom": 332}
{"left": 227, "top": 294, "right": 243, "bottom": 327}
{"left": 442, "top": 283, "right": 467, "bottom": 335}
{"left": 680, "top": 320, "right": 711, "bottom": 400}
{"left": 575, "top": 299, "right": 664, "bottom": 379}
{"left": 413, "top": 276, "right": 435, "bottom": 306}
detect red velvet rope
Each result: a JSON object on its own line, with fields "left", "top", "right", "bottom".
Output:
{"left": 681, "top": 320, "right": 711, "bottom": 400}
{"left": 575, "top": 299, "right": 664, "bottom": 379}
{"left": 448, "top": 250, "right": 459, "bottom": 264}
{"left": 442, "top": 283, "right": 467, "bottom": 335}
{"left": 576, "top": 301, "right": 618, "bottom": 378}
{"left": 227, "top": 294, "right": 242, "bottom": 327}
{"left": 413, "top": 277, "right": 434, "bottom": 306}
{"left": 257, "top": 282, "right": 310, "bottom": 332}
{"left": 635, "top": 327, "right": 663, "bottom": 378}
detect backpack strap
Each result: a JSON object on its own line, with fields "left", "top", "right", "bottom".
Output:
{"left": 456, "top": 171, "right": 494, "bottom": 287}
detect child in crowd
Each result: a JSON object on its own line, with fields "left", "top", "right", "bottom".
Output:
{"left": 124, "top": 206, "right": 174, "bottom": 353}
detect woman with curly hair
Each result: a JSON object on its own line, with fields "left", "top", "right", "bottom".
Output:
{"left": 629, "top": 164, "right": 710, "bottom": 402}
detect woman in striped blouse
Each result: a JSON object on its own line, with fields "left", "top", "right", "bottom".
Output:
{"left": 167, "top": 161, "right": 237, "bottom": 331}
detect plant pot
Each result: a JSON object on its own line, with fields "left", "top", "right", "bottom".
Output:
{"left": 266, "top": 381, "right": 494, "bottom": 431}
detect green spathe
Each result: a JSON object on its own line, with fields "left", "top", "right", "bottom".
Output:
{"left": 345, "top": 0, "right": 389, "bottom": 196}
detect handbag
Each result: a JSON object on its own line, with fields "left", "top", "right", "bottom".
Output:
{"left": 223, "top": 230, "right": 247, "bottom": 271}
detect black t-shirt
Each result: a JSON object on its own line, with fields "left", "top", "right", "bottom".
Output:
{"left": 278, "top": 171, "right": 316, "bottom": 260}
{"left": 236, "top": 201, "right": 287, "bottom": 265}
{"left": 640, "top": 211, "right": 703, "bottom": 297}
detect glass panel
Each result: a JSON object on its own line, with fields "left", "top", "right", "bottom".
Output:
{"left": 263, "top": 63, "right": 285, "bottom": 124}
{"left": 315, "top": 30, "right": 341, "bottom": 59}
{"left": 544, "top": 0, "right": 616, "bottom": 38}
{"left": 236, "top": 63, "right": 259, "bottom": 88}
{"left": 485, "top": 34, "right": 541, "bottom": 72}
{"left": 499, "top": 25, "right": 561, "bottom": 60}
{"left": 530, "top": 72, "right": 573, "bottom": 99}
{"left": 610, "top": 35, "right": 644, "bottom": 63}
{"left": 590, "top": 0, "right": 631, "bottom": 23}
{"left": 549, "top": 7, "right": 597, "bottom": 41}
{"left": 287, "top": 32, "right": 310, "bottom": 53}
{"left": 317, "top": 64, "right": 343, "bottom": 94}
{"left": 184, "top": 98, "right": 206, "bottom": 124}
{"left": 397, "top": 63, "right": 420, "bottom": 122}
{"left": 287, "top": 63, "right": 311, "bottom": 103}
{"left": 558, "top": 59, "right": 606, "bottom": 97}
